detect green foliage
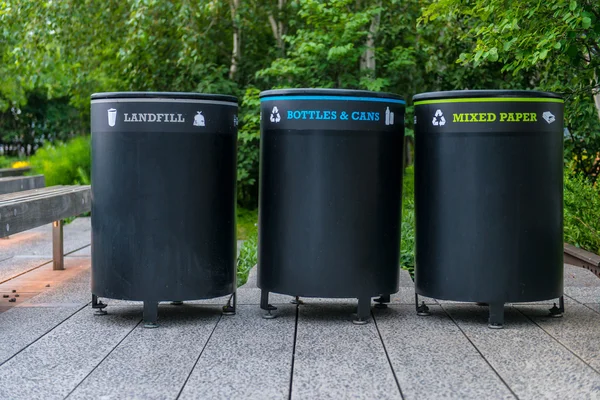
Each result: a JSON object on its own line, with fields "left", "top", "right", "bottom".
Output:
{"left": 0, "top": 156, "right": 19, "bottom": 168}
{"left": 257, "top": 0, "right": 376, "bottom": 88}
{"left": 237, "top": 207, "right": 258, "bottom": 240}
{"left": 29, "top": 136, "right": 91, "bottom": 186}
{"left": 3, "top": 0, "right": 600, "bottom": 198}
{"left": 564, "top": 169, "right": 600, "bottom": 254}
{"left": 237, "top": 88, "right": 261, "bottom": 207}
{"left": 0, "top": 91, "right": 86, "bottom": 155}
{"left": 422, "top": 0, "right": 600, "bottom": 180}
{"left": 237, "top": 231, "right": 258, "bottom": 287}
{"left": 400, "top": 166, "right": 415, "bottom": 276}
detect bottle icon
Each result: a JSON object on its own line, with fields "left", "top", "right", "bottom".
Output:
{"left": 385, "top": 107, "right": 394, "bottom": 126}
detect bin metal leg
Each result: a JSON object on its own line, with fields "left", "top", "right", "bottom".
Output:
{"left": 261, "top": 290, "right": 277, "bottom": 319}
{"left": 52, "top": 220, "right": 64, "bottom": 271}
{"left": 488, "top": 302, "right": 504, "bottom": 329}
{"left": 92, "top": 294, "right": 107, "bottom": 316}
{"left": 374, "top": 294, "right": 390, "bottom": 309}
{"left": 143, "top": 301, "right": 159, "bottom": 328}
{"left": 222, "top": 291, "right": 236, "bottom": 316}
{"left": 415, "top": 293, "right": 431, "bottom": 316}
{"left": 549, "top": 295, "right": 565, "bottom": 318}
{"left": 353, "top": 296, "right": 371, "bottom": 325}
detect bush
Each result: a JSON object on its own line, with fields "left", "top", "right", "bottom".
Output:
{"left": 29, "top": 136, "right": 91, "bottom": 186}
{"left": 236, "top": 88, "right": 261, "bottom": 208}
{"left": 237, "top": 207, "right": 258, "bottom": 240}
{"left": 400, "top": 166, "right": 416, "bottom": 276}
{"left": 0, "top": 156, "right": 19, "bottom": 168}
{"left": 564, "top": 170, "right": 600, "bottom": 255}
{"left": 0, "top": 91, "right": 87, "bottom": 157}
{"left": 237, "top": 231, "right": 257, "bottom": 287}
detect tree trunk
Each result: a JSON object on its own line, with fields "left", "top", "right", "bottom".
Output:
{"left": 229, "top": 0, "right": 241, "bottom": 81}
{"left": 360, "top": 5, "right": 381, "bottom": 74}
{"left": 594, "top": 72, "right": 600, "bottom": 121}
{"left": 268, "top": 0, "right": 286, "bottom": 56}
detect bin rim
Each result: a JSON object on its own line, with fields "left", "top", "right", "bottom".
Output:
{"left": 413, "top": 90, "right": 562, "bottom": 104}
{"left": 91, "top": 92, "right": 238, "bottom": 103}
{"left": 260, "top": 88, "right": 404, "bottom": 103}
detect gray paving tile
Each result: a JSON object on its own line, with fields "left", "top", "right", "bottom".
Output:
{"left": 565, "top": 287, "right": 600, "bottom": 304}
{"left": 179, "top": 305, "right": 296, "bottom": 400}
{"left": 26, "top": 262, "right": 91, "bottom": 306}
{"left": 0, "top": 256, "right": 50, "bottom": 284}
{"left": 564, "top": 265, "right": 600, "bottom": 287}
{"left": 291, "top": 303, "right": 400, "bottom": 400}
{"left": 433, "top": 298, "right": 557, "bottom": 306}
{"left": 230, "top": 288, "right": 293, "bottom": 305}
{"left": 442, "top": 304, "right": 600, "bottom": 399}
{"left": 240, "top": 288, "right": 430, "bottom": 308}
{"left": 69, "top": 305, "right": 222, "bottom": 400}
{"left": 1, "top": 217, "right": 91, "bottom": 258}
{"left": 584, "top": 303, "right": 600, "bottom": 315}
{"left": 66, "top": 245, "right": 91, "bottom": 257}
{"left": 0, "top": 306, "right": 140, "bottom": 400}
{"left": 375, "top": 305, "right": 514, "bottom": 400}
{"left": 391, "top": 288, "right": 437, "bottom": 305}
{"left": 516, "top": 300, "right": 600, "bottom": 372}
{"left": 0, "top": 306, "right": 83, "bottom": 365}
{"left": 241, "top": 265, "right": 258, "bottom": 288}
{"left": 399, "top": 268, "right": 414, "bottom": 287}
{"left": 102, "top": 288, "right": 292, "bottom": 308}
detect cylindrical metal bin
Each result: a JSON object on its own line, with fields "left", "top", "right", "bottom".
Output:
{"left": 258, "top": 89, "right": 405, "bottom": 323}
{"left": 413, "top": 90, "right": 564, "bottom": 328}
{"left": 90, "top": 92, "right": 238, "bottom": 326}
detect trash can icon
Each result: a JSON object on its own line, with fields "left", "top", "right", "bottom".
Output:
{"left": 107, "top": 108, "right": 117, "bottom": 127}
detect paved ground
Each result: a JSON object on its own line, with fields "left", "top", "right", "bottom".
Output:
{"left": 1, "top": 218, "right": 600, "bottom": 399}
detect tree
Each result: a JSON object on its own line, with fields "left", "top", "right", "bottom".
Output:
{"left": 422, "top": 0, "right": 600, "bottom": 179}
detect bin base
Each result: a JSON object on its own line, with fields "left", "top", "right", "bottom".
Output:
{"left": 548, "top": 296, "right": 565, "bottom": 318}
{"left": 374, "top": 294, "right": 390, "bottom": 309}
{"left": 222, "top": 292, "right": 237, "bottom": 316}
{"left": 92, "top": 294, "right": 107, "bottom": 316}
{"left": 260, "top": 290, "right": 278, "bottom": 319}
{"left": 415, "top": 294, "right": 431, "bottom": 316}
{"left": 415, "top": 293, "right": 566, "bottom": 329}
{"left": 91, "top": 293, "right": 238, "bottom": 327}
{"left": 260, "top": 289, "right": 380, "bottom": 324}
{"left": 143, "top": 301, "right": 159, "bottom": 328}
{"left": 488, "top": 303, "right": 504, "bottom": 329}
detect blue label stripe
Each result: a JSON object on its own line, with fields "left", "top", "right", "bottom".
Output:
{"left": 260, "top": 95, "right": 405, "bottom": 104}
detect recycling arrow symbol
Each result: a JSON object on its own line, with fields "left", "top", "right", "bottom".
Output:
{"left": 432, "top": 109, "right": 446, "bottom": 126}
{"left": 270, "top": 106, "right": 281, "bottom": 123}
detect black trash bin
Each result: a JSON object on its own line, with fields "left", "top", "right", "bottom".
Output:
{"left": 90, "top": 92, "right": 238, "bottom": 327}
{"left": 258, "top": 89, "right": 405, "bottom": 323}
{"left": 413, "top": 90, "right": 564, "bottom": 328}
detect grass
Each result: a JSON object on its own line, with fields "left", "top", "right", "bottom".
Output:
{"left": 237, "top": 207, "right": 258, "bottom": 240}
{"left": 236, "top": 207, "right": 258, "bottom": 287}
{"left": 0, "top": 156, "right": 26, "bottom": 168}
{"left": 400, "top": 166, "right": 416, "bottom": 277}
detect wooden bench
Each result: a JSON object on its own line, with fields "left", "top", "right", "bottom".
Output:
{"left": 564, "top": 243, "right": 600, "bottom": 279}
{"left": 0, "top": 166, "right": 31, "bottom": 178}
{"left": 0, "top": 175, "right": 45, "bottom": 195}
{"left": 0, "top": 186, "right": 91, "bottom": 270}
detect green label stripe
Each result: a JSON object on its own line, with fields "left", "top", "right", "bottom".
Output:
{"left": 414, "top": 97, "right": 564, "bottom": 105}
